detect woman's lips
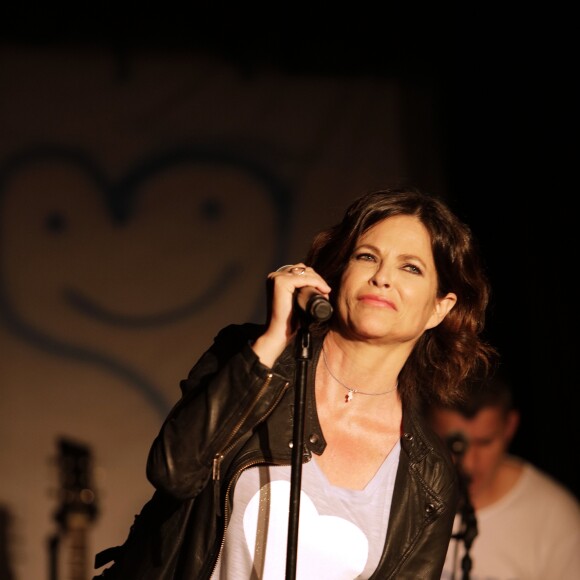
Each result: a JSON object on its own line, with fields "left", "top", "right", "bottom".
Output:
{"left": 358, "top": 294, "right": 396, "bottom": 309}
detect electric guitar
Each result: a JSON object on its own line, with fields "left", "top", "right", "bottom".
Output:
{"left": 51, "top": 437, "right": 98, "bottom": 580}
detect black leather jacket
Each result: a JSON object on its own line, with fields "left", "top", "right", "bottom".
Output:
{"left": 95, "top": 323, "right": 458, "bottom": 579}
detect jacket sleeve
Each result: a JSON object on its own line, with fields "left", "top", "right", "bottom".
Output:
{"left": 146, "top": 323, "right": 291, "bottom": 501}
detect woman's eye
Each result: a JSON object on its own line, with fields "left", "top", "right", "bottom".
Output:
{"left": 403, "top": 263, "right": 422, "bottom": 275}
{"left": 355, "top": 252, "right": 376, "bottom": 262}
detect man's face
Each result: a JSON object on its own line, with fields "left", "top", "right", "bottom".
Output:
{"left": 430, "top": 406, "right": 519, "bottom": 504}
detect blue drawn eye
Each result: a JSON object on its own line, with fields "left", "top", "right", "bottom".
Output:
{"left": 199, "top": 198, "right": 223, "bottom": 222}
{"left": 45, "top": 211, "right": 67, "bottom": 234}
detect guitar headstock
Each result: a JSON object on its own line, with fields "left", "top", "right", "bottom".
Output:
{"left": 54, "top": 437, "right": 98, "bottom": 530}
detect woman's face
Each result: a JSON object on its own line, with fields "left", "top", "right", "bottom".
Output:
{"left": 336, "top": 214, "right": 456, "bottom": 345}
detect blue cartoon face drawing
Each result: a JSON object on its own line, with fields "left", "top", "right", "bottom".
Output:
{"left": 0, "top": 147, "right": 292, "bottom": 416}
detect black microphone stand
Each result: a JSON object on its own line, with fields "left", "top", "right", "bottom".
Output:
{"left": 448, "top": 436, "right": 478, "bottom": 580}
{"left": 285, "top": 321, "right": 310, "bottom": 580}
{"left": 285, "top": 296, "right": 332, "bottom": 580}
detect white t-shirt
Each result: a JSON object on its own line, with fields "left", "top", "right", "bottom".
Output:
{"left": 441, "top": 457, "right": 580, "bottom": 580}
{"left": 212, "top": 441, "right": 400, "bottom": 579}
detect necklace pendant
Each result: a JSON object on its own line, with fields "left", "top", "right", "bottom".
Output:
{"left": 345, "top": 390, "right": 354, "bottom": 403}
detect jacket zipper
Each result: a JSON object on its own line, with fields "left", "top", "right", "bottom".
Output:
{"left": 212, "top": 373, "right": 279, "bottom": 495}
{"left": 208, "top": 373, "right": 291, "bottom": 577}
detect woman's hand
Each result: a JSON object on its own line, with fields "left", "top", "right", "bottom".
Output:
{"left": 252, "top": 264, "right": 331, "bottom": 367}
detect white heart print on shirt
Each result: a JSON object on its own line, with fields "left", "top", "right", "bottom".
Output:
{"left": 243, "top": 480, "right": 368, "bottom": 579}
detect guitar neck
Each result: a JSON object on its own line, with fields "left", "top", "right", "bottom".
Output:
{"left": 63, "top": 514, "right": 90, "bottom": 580}
{"left": 52, "top": 437, "right": 98, "bottom": 580}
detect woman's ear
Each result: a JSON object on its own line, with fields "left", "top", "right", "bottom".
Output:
{"left": 425, "top": 292, "right": 457, "bottom": 330}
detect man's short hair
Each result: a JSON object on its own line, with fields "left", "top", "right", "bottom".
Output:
{"left": 436, "top": 370, "right": 514, "bottom": 419}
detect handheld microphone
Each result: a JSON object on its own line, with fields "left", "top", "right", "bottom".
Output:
{"left": 296, "top": 288, "right": 333, "bottom": 322}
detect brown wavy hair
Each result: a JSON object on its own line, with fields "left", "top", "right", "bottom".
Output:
{"left": 304, "top": 187, "right": 498, "bottom": 409}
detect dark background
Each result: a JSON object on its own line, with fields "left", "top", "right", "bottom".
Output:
{"left": 2, "top": 12, "right": 577, "bottom": 498}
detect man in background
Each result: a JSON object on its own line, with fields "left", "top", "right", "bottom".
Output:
{"left": 426, "top": 371, "right": 580, "bottom": 579}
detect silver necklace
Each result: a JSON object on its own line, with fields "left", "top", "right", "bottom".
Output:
{"left": 321, "top": 348, "right": 398, "bottom": 403}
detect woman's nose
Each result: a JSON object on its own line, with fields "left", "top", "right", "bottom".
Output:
{"left": 370, "top": 263, "right": 390, "bottom": 287}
